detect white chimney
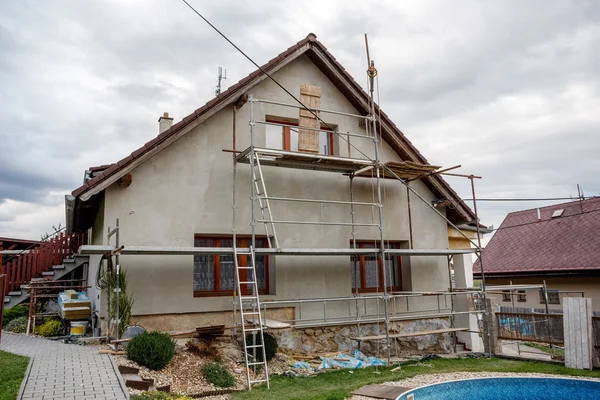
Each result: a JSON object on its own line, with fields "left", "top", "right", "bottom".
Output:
{"left": 158, "top": 112, "right": 173, "bottom": 134}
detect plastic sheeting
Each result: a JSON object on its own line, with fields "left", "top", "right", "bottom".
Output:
{"left": 318, "top": 350, "right": 386, "bottom": 370}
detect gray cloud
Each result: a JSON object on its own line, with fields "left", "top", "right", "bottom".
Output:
{"left": 0, "top": 0, "right": 599, "bottom": 238}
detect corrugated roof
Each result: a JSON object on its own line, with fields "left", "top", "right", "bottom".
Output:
{"left": 475, "top": 197, "right": 600, "bottom": 276}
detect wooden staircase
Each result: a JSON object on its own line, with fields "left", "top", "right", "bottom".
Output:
{"left": 2, "top": 232, "right": 86, "bottom": 308}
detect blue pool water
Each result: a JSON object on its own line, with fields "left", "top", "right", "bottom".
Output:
{"left": 396, "top": 377, "right": 600, "bottom": 400}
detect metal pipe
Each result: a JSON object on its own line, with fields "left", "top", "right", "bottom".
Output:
{"left": 232, "top": 131, "right": 238, "bottom": 337}
{"left": 407, "top": 186, "right": 413, "bottom": 249}
{"left": 270, "top": 310, "right": 478, "bottom": 328}
{"left": 276, "top": 122, "right": 373, "bottom": 141}
{"left": 264, "top": 295, "right": 383, "bottom": 305}
{"left": 261, "top": 196, "right": 378, "bottom": 206}
{"left": 469, "top": 176, "right": 491, "bottom": 358}
{"left": 383, "top": 164, "right": 479, "bottom": 248}
{"left": 256, "top": 219, "right": 380, "bottom": 227}
{"left": 253, "top": 98, "right": 370, "bottom": 120}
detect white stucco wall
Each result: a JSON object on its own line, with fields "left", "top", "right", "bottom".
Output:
{"left": 93, "top": 55, "right": 451, "bottom": 318}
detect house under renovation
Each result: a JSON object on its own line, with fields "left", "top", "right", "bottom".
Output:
{"left": 3, "top": 34, "right": 489, "bottom": 388}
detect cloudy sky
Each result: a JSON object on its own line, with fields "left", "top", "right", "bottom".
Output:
{"left": 1, "top": 0, "right": 599, "bottom": 240}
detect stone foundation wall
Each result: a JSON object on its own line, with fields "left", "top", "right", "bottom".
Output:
{"left": 270, "top": 317, "right": 452, "bottom": 356}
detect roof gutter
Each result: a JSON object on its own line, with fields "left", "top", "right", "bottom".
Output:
{"left": 456, "top": 223, "right": 493, "bottom": 234}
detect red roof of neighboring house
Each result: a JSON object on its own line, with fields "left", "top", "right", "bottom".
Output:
{"left": 0, "top": 237, "right": 39, "bottom": 252}
{"left": 474, "top": 197, "right": 600, "bottom": 277}
{"left": 70, "top": 33, "right": 476, "bottom": 226}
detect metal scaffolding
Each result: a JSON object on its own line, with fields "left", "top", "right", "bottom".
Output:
{"left": 225, "top": 78, "right": 489, "bottom": 388}
{"left": 77, "top": 60, "right": 490, "bottom": 392}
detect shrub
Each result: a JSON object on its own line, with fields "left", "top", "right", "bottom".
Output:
{"left": 2, "top": 304, "right": 29, "bottom": 327}
{"left": 127, "top": 331, "right": 176, "bottom": 370}
{"left": 5, "top": 316, "right": 28, "bottom": 333}
{"left": 35, "top": 319, "right": 64, "bottom": 337}
{"left": 201, "top": 362, "right": 235, "bottom": 388}
{"left": 245, "top": 332, "right": 278, "bottom": 361}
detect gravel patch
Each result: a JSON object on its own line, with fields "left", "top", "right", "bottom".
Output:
{"left": 112, "top": 336, "right": 294, "bottom": 398}
{"left": 350, "top": 372, "right": 600, "bottom": 400}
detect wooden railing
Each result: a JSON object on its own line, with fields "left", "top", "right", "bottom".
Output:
{"left": 1, "top": 232, "right": 86, "bottom": 294}
{"left": 497, "top": 312, "right": 564, "bottom": 345}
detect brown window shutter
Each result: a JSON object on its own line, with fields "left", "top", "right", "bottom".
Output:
{"left": 298, "top": 84, "right": 321, "bottom": 153}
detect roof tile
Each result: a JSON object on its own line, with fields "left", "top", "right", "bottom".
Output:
{"left": 475, "top": 198, "right": 600, "bottom": 275}
{"left": 117, "top": 155, "right": 134, "bottom": 167}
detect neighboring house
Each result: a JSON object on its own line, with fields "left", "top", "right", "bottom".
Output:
{"left": 62, "top": 33, "right": 480, "bottom": 336}
{"left": 475, "top": 198, "right": 600, "bottom": 311}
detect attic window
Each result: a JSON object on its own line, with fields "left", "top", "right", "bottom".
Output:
{"left": 551, "top": 209, "right": 565, "bottom": 218}
{"left": 265, "top": 118, "right": 335, "bottom": 155}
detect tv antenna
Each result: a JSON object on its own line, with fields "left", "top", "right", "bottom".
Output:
{"left": 215, "top": 66, "right": 227, "bottom": 96}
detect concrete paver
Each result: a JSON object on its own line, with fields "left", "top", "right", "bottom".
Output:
{"left": 0, "top": 332, "right": 127, "bottom": 399}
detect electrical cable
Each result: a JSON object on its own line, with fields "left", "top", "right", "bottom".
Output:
{"left": 180, "top": 0, "right": 373, "bottom": 162}
{"left": 488, "top": 207, "right": 600, "bottom": 232}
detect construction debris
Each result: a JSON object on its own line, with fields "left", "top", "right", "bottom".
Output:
{"left": 118, "top": 365, "right": 171, "bottom": 392}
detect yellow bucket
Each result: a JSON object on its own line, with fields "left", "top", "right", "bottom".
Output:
{"left": 70, "top": 321, "right": 88, "bottom": 336}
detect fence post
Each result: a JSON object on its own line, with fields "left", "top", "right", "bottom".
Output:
{"left": 482, "top": 298, "right": 501, "bottom": 356}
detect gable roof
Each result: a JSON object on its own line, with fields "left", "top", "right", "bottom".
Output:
{"left": 69, "top": 33, "right": 476, "bottom": 230}
{"left": 474, "top": 197, "right": 600, "bottom": 277}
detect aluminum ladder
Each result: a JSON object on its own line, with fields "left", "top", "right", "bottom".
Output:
{"left": 252, "top": 154, "right": 279, "bottom": 248}
{"left": 233, "top": 245, "right": 270, "bottom": 390}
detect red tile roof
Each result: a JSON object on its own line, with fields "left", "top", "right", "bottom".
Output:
{"left": 474, "top": 197, "right": 600, "bottom": 277}
{"left": 70, "top": 33, "right": 476, "bottom": 224}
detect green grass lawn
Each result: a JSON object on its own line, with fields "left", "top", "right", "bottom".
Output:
{"left": 232, "top": 357, "right": 600, "bottom": 400}
{"left": 0, "top": 350, "right": 29, "bottom": 400}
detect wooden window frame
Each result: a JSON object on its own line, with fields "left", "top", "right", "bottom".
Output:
{"left": 266, "top": 118, "right": 335, "bottom": 155}
{"left": 517, "top": 290, "right": 527, "bottom": 302}
{"left": 351, "top": 240, "right": 402, "bottom": 293}
{"left": 502, "top": 291, "right": 511, "bottom": 302}
{"left": 193, "top": 235, "right": 270, "bottom": 298}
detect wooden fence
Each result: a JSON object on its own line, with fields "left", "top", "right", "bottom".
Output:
{"left": 593, "top": 317, "right": 600, "bottom": 350}
{"left": 497, "top": 312, "right": 564, "bottom": 345}
{"left": 0, "top": 232, "right": 85, "bottom": 295}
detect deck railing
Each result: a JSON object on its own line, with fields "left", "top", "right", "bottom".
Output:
{"left": 1, "top": 232, "right": 86, "bottom": 294}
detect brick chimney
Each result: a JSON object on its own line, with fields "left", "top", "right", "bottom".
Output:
{"left": 158, "top": 112, "right": 173, "bottom": 134}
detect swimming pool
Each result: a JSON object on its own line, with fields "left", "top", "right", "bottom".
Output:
{"left": 396, "top": 377, "right": 600, "bottom": 400}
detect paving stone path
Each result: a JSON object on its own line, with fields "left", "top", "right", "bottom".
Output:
{"left": 0, "top": 332, "right": 128, "bottom": 400}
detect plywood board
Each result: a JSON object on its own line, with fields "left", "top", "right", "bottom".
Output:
{"left": 298, "top": 84, "right": 321, "bottom": 153}
{"left": 563, "top": 297, "right": 593, "bottom": 369}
